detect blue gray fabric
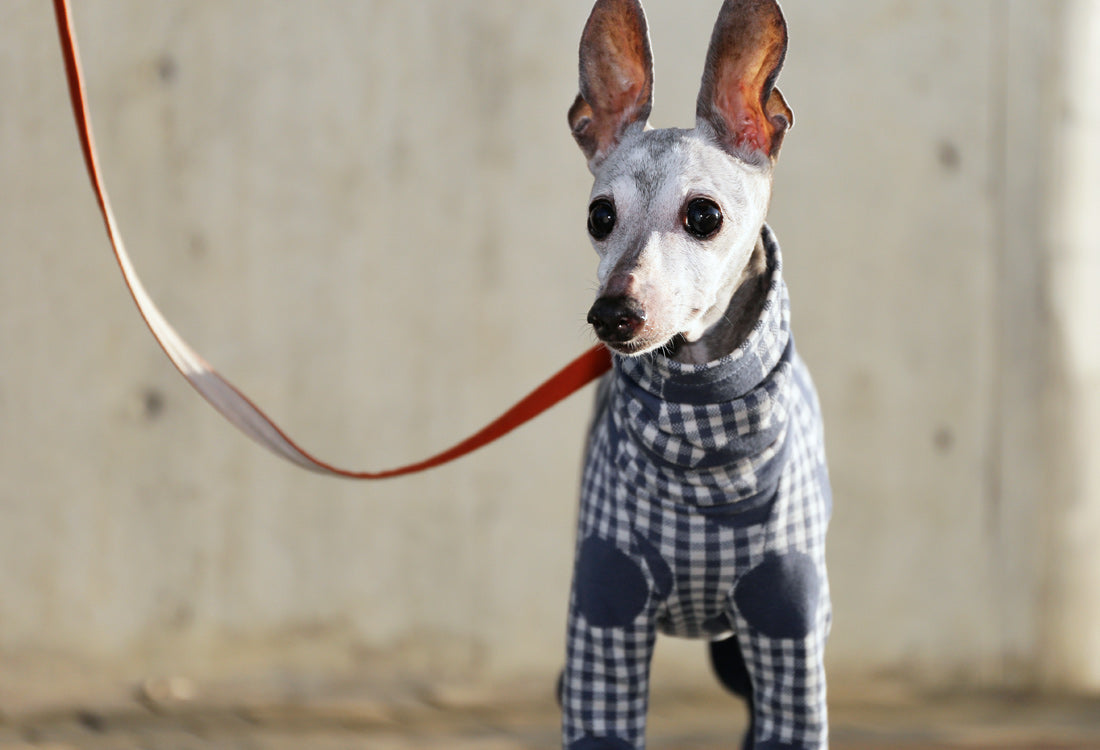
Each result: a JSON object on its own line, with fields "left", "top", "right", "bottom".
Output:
{"left": 562, "top": 226, "right": 832, "bottom": 750}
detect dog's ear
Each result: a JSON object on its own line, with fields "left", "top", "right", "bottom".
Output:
{"left": 568, "top": 0, "right": 654, "bottom": 169}
{"left": 696, "top": 0, "right": 793, "bottom": 163}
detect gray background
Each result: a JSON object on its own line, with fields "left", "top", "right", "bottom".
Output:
{"left": 2, "top": 0, "right": 1098, "bottom": 710}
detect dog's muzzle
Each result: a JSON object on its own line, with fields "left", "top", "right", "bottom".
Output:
{"left": 588, "top": 296, "right": 646, "bottom": 345}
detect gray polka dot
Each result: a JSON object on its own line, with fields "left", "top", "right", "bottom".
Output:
{"left": 576, "top": 536, "right": 649, "bottom": 628}
{"left": 733, "top": 552, "right": 821, "bottom": 639}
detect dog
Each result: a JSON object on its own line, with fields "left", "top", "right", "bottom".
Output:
{"left": 560, "top": 1, "right": 831, "bottom": 749}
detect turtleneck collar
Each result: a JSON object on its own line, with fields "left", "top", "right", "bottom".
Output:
{"left": 604, "top": 226, "right": 796, "bottom": 504}
{"left": 617, "top": 224, "right": 790, "bottom": 404}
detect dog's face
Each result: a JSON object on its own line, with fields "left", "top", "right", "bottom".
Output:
{"left": 584, "top": 125, "right": 774, "bottom": 354}
{"left": 570, "top": 0, "right": 792, "bottom": 356}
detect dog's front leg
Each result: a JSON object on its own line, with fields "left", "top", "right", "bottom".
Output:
{"left": 561, "top": 537, "right": 659, "bottom": 750}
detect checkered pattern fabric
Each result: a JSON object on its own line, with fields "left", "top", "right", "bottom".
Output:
{"left": 562, "top": 227, "right": 831, "bottom": 750}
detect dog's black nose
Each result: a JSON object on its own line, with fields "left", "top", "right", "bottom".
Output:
{"left": 588, "top": 297, "right": 646, "bottom": 344}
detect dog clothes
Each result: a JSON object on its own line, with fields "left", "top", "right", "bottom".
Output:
{"left": 561, "top": 226, "right": 831, "bottom": 750}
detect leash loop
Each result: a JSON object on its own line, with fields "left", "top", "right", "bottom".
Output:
{"left": 52, "top": 0, "right": 611, "bottom": 479}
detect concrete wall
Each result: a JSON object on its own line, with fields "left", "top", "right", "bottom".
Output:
{"left": 2, "top": 0, "right": 1098, "bottom": 708}
{"left": 1040, "top": 0, "right": 1100, "bottom": 690}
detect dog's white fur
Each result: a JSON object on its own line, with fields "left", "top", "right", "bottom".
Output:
{"left": 586, "top": 123, "right": 774, "bottom": 363}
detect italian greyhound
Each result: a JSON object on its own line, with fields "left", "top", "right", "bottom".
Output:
{"left": 561, "top": 1, "right": 832, "bottom": 749}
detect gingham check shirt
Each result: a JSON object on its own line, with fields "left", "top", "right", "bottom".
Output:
{"left": 562, "top": 226, "right": 831, "bottom": 750}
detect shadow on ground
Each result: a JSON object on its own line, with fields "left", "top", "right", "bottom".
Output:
{"left": 2, "top": 686, "right": 1100, "bottom": 749}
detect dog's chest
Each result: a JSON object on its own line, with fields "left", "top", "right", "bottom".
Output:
{"left": 574, "top": 233, "right": 831, "bottom": 637}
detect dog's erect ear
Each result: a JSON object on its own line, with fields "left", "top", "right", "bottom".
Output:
{"left": 568, "top": 0, "right": 654, "bottom": 169}
{"left": 696, "top": 0, "right": 793, "bottom": 163}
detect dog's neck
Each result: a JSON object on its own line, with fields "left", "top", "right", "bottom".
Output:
{"left": 667, "top": 235, "right": 770, "bottom": 365}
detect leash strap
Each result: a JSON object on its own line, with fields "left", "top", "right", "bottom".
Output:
{"left": 52, "top": 0, "right": 612, "bottom": 479}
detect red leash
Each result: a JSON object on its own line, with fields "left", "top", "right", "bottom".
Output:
{"left": 52, "top": 0, "right": 612, "bottom": 479}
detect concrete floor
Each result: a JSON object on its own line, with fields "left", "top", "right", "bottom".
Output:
{"left": 1, "top": 687, "right": 1098, "bottom": 749}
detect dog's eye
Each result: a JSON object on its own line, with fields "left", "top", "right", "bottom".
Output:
{"left": 684, "top": 198, "right": 723, "bottom": 239}
{"left": 587, "top": 199, "right": 616, "bottom": 240}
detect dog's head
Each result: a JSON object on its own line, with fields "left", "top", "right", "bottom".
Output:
{"left": 569, "top": 0, "right": 792, "bottom": 357}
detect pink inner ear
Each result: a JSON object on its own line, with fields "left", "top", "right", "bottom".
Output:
{"left": 573, "top": 0, "right": 653, "bottom": 163}
{"left": 582, "top": 39, "right": 651, "bottom": 123}
{"left": 716, "top": 84, "right": 770, "bottom": 154}
{"left": 698, "top": 0, "right": 789, "bottom": 159}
